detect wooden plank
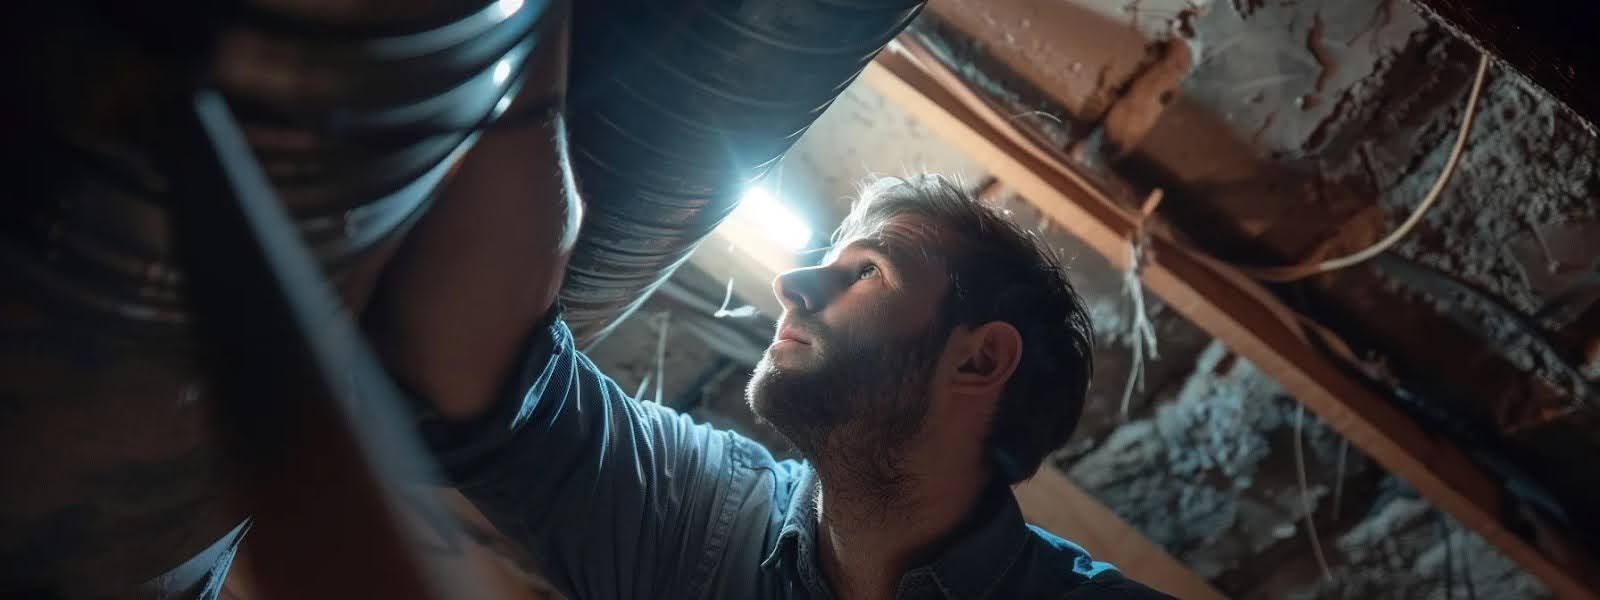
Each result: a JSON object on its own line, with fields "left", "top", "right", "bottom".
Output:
{"left": 862, "top": 47, "right": 1600, "bottom": 599}
{"left": 1016, "top": 470, "right": 1227, "bottom": 600}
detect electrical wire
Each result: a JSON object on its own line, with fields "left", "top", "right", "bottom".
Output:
{"left": 1119, "top": 189, "right": 1165, "bottom": 419}
{"left": 654, "top": 311, "right": 671, "bottom": 404}
{"left": 1245, "top": 53, "right": 1491, "bottom": 283}
{"left": 895, "top": 32, "right": 1598, "bottom": 577}
{"left": 1331, "top": 437, "right": 1348, "bottom": 522}
{"left": 1463, "top": 522, "right": 1478, "bottom": 600}
{"left": 1440, "top": 511, "right": 1456, "bottom": 599}
{"left": 1294, "top": 403, "right": 1336, "bottom": 583}
{"left": 632, "top": 373, "right": 652, "bottom": 402}
{"left": 899, "top": 30, "right": 1598, "bottom": 410}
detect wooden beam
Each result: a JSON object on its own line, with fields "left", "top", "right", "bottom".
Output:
{"left": 1016, "top": 470, "right": 1226, "bottom": 600}
{"left": 863, "top": 46, "right": 1600, "bottom": 599}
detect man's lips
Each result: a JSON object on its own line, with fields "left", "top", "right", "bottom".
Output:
{"left": 775, "top": 325, "right": 813, "bottom": 345}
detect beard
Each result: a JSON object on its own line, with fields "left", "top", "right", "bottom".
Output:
{"left": 745, "top": 317, "right": 949, "bottom": 489}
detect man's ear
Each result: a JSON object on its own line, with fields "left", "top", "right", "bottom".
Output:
{"left": 952, "top": 321, "right": 1022, "bottom": 396}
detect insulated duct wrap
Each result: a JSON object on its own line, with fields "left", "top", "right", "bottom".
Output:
{"left": 562, "top": 0, "right": 927, "bottom": 345}
{"left": 0, "top": 2, "right": 549, "bottom": 593}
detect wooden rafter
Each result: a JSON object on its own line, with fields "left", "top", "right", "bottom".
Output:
{"left": 862, "top": 43, "right": 1600, "bottom": 599}
{"left": 1016, "top": 471, "right": 1225, "bottom": 600}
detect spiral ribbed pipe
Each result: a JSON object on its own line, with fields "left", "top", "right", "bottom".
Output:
{"left": 0, "top": 1, "right": 551, "bottom": 594}
{"left": 561, "top": 0, "right": 926, "bottom": 345}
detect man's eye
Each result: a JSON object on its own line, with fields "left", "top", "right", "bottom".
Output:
{"left": 856, "top": 264, "right": 880, "bottom": 281}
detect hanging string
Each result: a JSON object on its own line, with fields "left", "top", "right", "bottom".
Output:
{"left": 714, "top": 277, "right": 759, "bottom": 319}
{"left": 1295, "top": 403, "right": 1336, "bottom": 583}
{"left": 653, "top": 311, "right": 670, "bottom": 404}
{"left": 632, "top": 374, "right": 653, "bottom": 403}
{"left": 1331, "top": 437, "right": 1349, "bottom": 522}
{"left": 1120, "top": 189, "right": 1165, "bottom": 418}
{"left": 1244, "top": 53, "right": 1490, "bottom": 282}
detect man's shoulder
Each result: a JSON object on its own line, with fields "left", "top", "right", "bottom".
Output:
{"left": 1017, "top": 525, "right": 1178, "bottom": 599}
{"left": 1022, "top": 524, "right": 1106, "bottom": 574}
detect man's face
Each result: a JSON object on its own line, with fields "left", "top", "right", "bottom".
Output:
{"left": 745, "top": 215, "right": 953, "bottom": 465}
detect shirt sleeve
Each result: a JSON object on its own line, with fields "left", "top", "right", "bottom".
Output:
{"left": 416, "top": 311, "right": 757, "bottom": 599}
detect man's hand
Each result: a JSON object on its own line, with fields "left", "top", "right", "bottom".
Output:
{"left": 367, "top": 10, "right": 578, "bottom": 421}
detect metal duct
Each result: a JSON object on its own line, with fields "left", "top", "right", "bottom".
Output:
{"left": 561, "top": 0, "right": 927, "bottom": 345}
{"left": 0, "top": 2, "right": 550, "bottom": 594}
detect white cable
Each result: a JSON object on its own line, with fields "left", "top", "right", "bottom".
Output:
{"left": 714, "top": 276, "right": 758, "bottom": 319}
{"left": 632, "top": 373, "right": 652, "bottom": 402}
{"left": 1295, "top": 403, "right": 1335, "bottom": 582}
{"left": 1119, "top": 190, "right": 1164, "bottom": 418}
{"left": 1249, "top": 53, "right": 1490, "bottom": 282}
{"left": 1332, "top": 437, "right": 1349, "bottom": 522}
{"left": 1120, "top": 241, "right": 1160, "bottom": 418}
{"left": 653, "top": 311, "right": 670, "bottom": 404}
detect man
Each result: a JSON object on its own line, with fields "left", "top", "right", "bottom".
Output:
{"left": 369, "top": 33, "right": 1169, "bottom": 600}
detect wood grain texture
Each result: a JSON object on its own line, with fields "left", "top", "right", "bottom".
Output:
{"left": 1016, "top": 470, "right": 1227, "bottom": 600}
{"left": 862, "top": 47, "right": 1600, "bottom": 599}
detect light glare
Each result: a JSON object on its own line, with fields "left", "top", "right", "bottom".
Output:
{"left": 494, "top": 0, "right": 524, "bottom": 19}
{"left": 733, "top": 186, "right": 811, "bottom": 252}
{"left": 492, "top": 59, "right": 512, "bottom": 86}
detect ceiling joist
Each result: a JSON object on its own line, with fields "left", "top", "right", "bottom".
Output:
{"left": 1016, "top": 470, "right": 1226, "bottom": 600}
{"left": 862, "top": 43, "right": 1600, "bottom": 599}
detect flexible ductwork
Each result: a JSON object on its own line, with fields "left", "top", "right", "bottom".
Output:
{"left": 0, "top": 2, "right": 550, "bottom": 593}
{"left": 1, "top": 0, "right": 921, "bottom": 591}
{"left": 561, "top": 0, "right": 927, "bottom": 345}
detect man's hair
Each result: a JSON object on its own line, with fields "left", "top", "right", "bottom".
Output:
{"left": 832, "top": 174, "right": 1094, "bottom": 485}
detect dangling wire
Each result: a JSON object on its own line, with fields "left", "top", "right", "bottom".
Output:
{"left": 714, "top": 277, "right": 759, "bottom": 319}
{"left": 653, "top": 311, "right": 671, "bottom": 404}
{"left": 1120, "top": 189, "right": 1164, "bottom": 418}
{"left": 1245, "top": 53, "right": 1490, "bottom": 282}
{"left": 1331, "top": 437, "right": 1349, "bottom": 522}
{"left": 1461, "top": 520, "right": 1478, "bottom": 600}
{"left": 1295, "top": 403, "right": 1335, "bottom": 583}
{"left": 1446, "top": 512, "right": 1459, "bottom": 600}
{"left": 632, "top": 373, "right": 653, "bottom": 403}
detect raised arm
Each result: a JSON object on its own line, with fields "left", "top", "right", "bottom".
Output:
{"left": 362, "top": 11, "right": 788, "bottom": 599}
{"left": 368, "top": 14, "right": 579, "bottom": 422}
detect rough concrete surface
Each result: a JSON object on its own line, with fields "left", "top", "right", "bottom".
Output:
{"left": 1384, "top": 70, "right": 1599, "bottom": 309}
{"left": 1377, "top": 67, "right": 1600, "bottom": 395}
{"left": 1185, "top": 0, "right": 1429, "bottom": 158}
{"left": 930, "top": 0, "right": 1172, "bottom": 123}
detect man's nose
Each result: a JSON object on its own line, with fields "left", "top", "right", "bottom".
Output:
{"left": 772, "top": 266, "right": 835, "bottom": 313}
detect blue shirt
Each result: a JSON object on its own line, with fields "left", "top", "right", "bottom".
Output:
{"left": 420, "top": 314, "right": 1172, "bottom": 599}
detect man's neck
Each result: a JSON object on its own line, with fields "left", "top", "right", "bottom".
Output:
{"left": 811, "top": 446, "right": 989, "bottom": 600}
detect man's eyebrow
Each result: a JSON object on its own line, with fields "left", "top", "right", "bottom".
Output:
{"left": 829, "top": 236, "right": 927, "bottom": 268}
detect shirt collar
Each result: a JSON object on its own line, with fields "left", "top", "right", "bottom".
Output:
{"left": 762, "top": 466, "right": 819, "bottom": 571}
{"left": 762, "top": 468, "right": 1029, "bottom": 600}
{"left": 917, "top": 479, "right": 1030, "bottom": 599}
